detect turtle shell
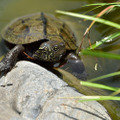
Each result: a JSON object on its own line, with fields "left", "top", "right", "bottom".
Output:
{"left": 1, "top": 12, "right": 77, "bottom": 50}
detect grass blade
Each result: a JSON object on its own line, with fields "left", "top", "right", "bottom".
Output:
{"left": 80, "top": 81, "right": 119, "bottom": 91}
{"left": 56, "top": 10, "right": 120, "bottom": 29}
{"left": 87, "top": 31, "right": 120, "bottom": 50}
{"left": 83, "top": 2, "right": 120, "bottom": 7}
{"left": 78, "top": 96, "right": 120, "bottom": 102}
{"left": 88, "top": 71, "right": 120, "bottom": 82}
{"left": 81, "top": 50, "right": 120, "bottom": 60}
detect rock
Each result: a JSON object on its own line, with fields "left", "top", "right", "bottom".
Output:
{"left": 0, "top": 61, "right": 111, "bottom": 120}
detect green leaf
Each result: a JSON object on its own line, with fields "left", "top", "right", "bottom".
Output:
{"left": 80, "top": 81, "right": 119, "bottom": 91}
{"left": 87, "top": 31, "right": 120, "bottom": 50}
{"left": 56, "top": 10, "right": 120, "bottom": 29}
{"left": 88, "top": 71, "right": 120, "bottom": 82}
{"left": 82, "top": 2, "right": 120, "bottom": 7}
{"left": 81, "top": 50, "right": 120, "bottom": 60}
{"left": 78, "top": 96, "right": 120, "bottom": 102}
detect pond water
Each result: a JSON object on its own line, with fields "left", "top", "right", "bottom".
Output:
{"left": 0, "top": 0, "right": 120, "bottom": 119}
{"left": 0, "top": 0, "right": 112, "bottom": 79}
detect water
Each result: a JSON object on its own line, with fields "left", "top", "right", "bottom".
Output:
{"left": 0, "top": 0, "right": 120, "bottom": 119}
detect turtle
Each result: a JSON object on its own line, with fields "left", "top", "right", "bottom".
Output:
{"left": 0, "top": 12, "right": 84, "bottom": 77}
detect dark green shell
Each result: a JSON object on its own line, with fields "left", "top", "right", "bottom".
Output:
{"left": 2, "top": 12, "right": 77, "bottom": 50}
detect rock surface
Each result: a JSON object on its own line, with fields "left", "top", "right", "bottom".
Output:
{"left": 0, "top": 61, "right": 111, "bottom": 120}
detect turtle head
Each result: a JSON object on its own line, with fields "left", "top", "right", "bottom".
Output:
{"left": 32, "top": 40, "right": 66, "bottom": 62}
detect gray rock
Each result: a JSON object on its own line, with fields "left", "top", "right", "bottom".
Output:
{"left": 0, "top": 61, "right": 111, "bottom": 120}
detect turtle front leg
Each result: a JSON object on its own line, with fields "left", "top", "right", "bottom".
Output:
{"left": 60, "top": 53, "right": 87, "bottom": 80}
{"left": 0, "top": 45, "right": 25, "bottom": 75}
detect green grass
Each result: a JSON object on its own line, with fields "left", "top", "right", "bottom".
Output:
{"left": 56, "top": 2, "right": 120, "bottom": 102}
{"left": 87, "top": 31, "right": 120, "bottom": 50}
{"left": 80, "top": 81, "right": 119, "bottom": 91}
{"left": 78, "top": 96, "right": 120, "bottom": 102}
{"left": 83, "top": 2, "right": 120, "bottom": 7}
{"left": 56, "top": 10, "right": 120, "bottom": 29}
{"left": 88, "top": 71, "right": 120, "bottom": 82}
{"left": 81, "top": 50, "right": 120, "bottom": 60}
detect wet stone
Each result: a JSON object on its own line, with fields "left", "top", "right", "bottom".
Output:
{"left": 0, "top": 61, "right": 111, "bottom": 120}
